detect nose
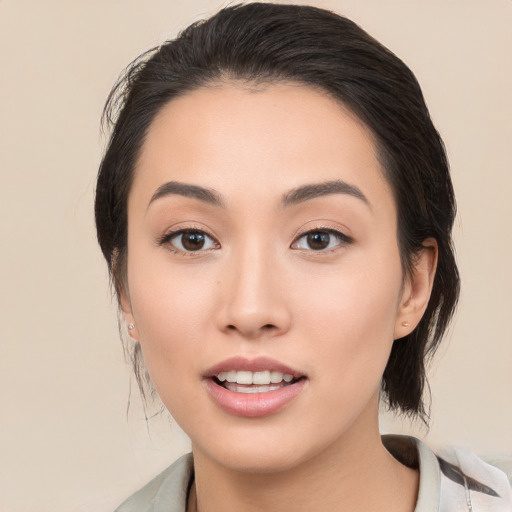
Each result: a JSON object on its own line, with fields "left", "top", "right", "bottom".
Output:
{"left": 216, "top": 241, "right": 291, "bottom": 340}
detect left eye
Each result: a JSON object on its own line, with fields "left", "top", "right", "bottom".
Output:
{"left": 168, "top": 230, "right": 218, "bottom": 252}
{"left": 292, "top": 230, "right": 348, "bottom": 251}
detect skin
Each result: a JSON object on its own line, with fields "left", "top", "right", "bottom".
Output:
{"left": 121, "top": 83, "right": 437, "bottom": 512}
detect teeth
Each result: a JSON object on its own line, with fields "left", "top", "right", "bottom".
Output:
{"left": 236, "top": 371, "right": 252, "bottom": 385}
{"left": 224, "top": 383, "right": 283, "bottom": 393}
{"left": 270, "top": 371, "right": 283, "bottom": 383}
{"left": 253, "top": 371, "right": 270, "bottom": 384}
{"left": 217, "top": 370, "right": 295, "bottom": 385}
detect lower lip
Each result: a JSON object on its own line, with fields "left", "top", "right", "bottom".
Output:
{"left": 204, "top": 378, "right": 307, "bottom": 418}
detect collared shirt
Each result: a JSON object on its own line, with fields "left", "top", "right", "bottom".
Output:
{"left": 115, "top": 435, "right": 512, "bottom": 512}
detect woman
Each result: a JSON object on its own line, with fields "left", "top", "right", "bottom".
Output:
{"left": 95, "top": 3, "right": 511, "bottom": 511}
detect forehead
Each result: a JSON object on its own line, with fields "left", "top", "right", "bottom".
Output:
{"left": 131, "top": 82, "right": 394, "bottom": 213}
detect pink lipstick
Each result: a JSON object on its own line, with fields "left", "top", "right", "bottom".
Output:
{"left": 203, "top": 356, "right": 307, "bottom": 418}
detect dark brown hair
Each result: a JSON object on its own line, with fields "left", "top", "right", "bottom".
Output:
{"left": 95, "top": 2, "right": 460, "bottom": 421}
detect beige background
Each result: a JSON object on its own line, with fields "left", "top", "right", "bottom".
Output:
{"left": 0, "top": 1, "right": 511, "bottom": 510}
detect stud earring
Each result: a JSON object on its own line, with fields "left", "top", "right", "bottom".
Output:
{"left": 127, "top": 323, "right": 135, "bottom": 330}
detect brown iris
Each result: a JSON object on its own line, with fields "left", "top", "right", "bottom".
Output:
{"left": 307, "top": 232, "right": 331, "bottom": 250}
{"left": 180, "top": 230, "right": 206, "bottom": 251}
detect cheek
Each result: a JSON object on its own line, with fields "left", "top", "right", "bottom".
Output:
{"left": 293, "top": 248, "right": 403, "bottom": 380}
{"left": 128, "top": 274, "right": 213, "bottom": 423}
{"left": 128, "top": 242, "right": 216, "bottom": 333}
{"left": 126, "top": 250, "right": 218, "bottom": 391}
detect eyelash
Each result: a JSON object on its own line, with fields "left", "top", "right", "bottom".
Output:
{"left": 157, "top": 228, "right": 219, "bottom": 256}
{"left": 157, "top": 226, "right": 352, "bottom": 255}
{"left": 291, "top": 227, "right": 353, "bottom": 253}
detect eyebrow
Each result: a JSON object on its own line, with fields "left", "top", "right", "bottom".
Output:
{"left": 147, "top": 178, "right": 369, "bottom": 210}
{"left": 148, "top": 181, "right": 225, "bottom": 208}
{"left": 282, "top": 180, "right": 369, "bottom": 207}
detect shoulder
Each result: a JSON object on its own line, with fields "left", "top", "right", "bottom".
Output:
{"left": 383, "top": 435, "right": 512, "bottom": 512}
{"left": 114, "top": 453, "right": 194, "bottom": 512}
{"left": 436, "top": 444, "right": 512, "bottom": 512}
{"left": 483, "top": 456, "right": 512, "bottom": 487}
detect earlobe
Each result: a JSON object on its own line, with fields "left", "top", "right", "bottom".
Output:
{"left": 126, "top": 321, "right": 139, "bottom": 340}
{"left": 119, "top": 292, "right": 140, "bottom": 341}
{"left": 394, "top": 238, "right": 438, "bottom": 340}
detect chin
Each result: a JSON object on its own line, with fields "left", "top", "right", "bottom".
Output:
{"left": 190, "top": 417, "right": 351, "bottom": 476}
{"left": 198, "top": 441, "right": 315, "bottom": 475}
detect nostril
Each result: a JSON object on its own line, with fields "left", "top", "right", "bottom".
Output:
{"left": 224, "top": 323, "right": 277, "bottom": 335}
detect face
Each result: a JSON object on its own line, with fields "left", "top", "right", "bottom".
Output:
{"left": 123, "top": 83, "right": 424, "bottom": 473}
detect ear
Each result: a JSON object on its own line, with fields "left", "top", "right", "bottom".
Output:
{"left": 394, "top": 238, "right": 438, "bottom": 340}
{"left": 119, "top": 290, "right": 140, "bottom": 341}
{"left": 112, "top": 249, "right": 140, "bottom": 341}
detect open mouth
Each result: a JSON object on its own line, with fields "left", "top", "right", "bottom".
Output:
{"left": 213, "top": 370, "right": 304, "bottom": 394}
{"left": 204, "top": 359, "right": 307, "bottom": 416}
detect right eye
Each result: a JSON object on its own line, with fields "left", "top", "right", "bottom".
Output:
{"left": 164, "top": 229, "right": 218, "bottom": 253}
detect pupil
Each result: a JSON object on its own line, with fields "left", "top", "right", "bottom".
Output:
{"left": 182, "top": 231, "right": 205, "bottom": 251}
{"left": 307, "top": 232, "right": 330, "bottom": 250}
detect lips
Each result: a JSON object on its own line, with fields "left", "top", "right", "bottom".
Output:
{"left": 203, "top": 356, "right": 307, "bottom": 417}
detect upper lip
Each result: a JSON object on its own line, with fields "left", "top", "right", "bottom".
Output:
{"left": 203, "top": 356, "right": 305, "bottom": 379}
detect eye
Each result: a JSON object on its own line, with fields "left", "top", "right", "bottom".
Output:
{"left": 292, "top": 229, "right": 351, "bottom": 251}
{"left": 164, "top": 229, "right": 218, "bottom": 253}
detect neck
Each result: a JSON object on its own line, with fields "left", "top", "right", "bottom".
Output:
{"left": 189, "top": 401, "right": 418, "bottom": 512}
